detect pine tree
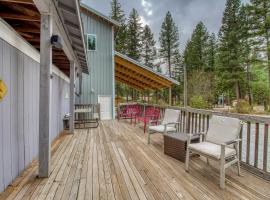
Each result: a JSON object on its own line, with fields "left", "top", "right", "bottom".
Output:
{"left": 249, "top": 0, "right": 270, "bottom": 108}
{"left": 126, "top": 8, "right": 143, "bottom": 60}
{"left": 184, "top": 22, "right": 209, "bottom": 72}
{"left": 239, "top": 5, "right": 253, "bottom": 105}
{"left": 110, "top": 0, "right": 127, "bottom": 99}
{"left": 159, "top": 11, "right": 180, "bottom": 78}
{"left": 141, "top": 25, "right": 157, "bottom": 68}
{"left": 205, "top": 33, "right": 216, "bottom": 71}
{"left": 110, "top": 0, "right": 127, "bottom": 53}
{"left": 217, "top": 0, "right": 243, "bottom": 102}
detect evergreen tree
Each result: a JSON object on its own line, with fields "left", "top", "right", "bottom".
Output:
{"left": 217, "top": 0, "right": 243, "bottom": 102}
{"left": 159, "top": 11, "right": 180, "bottom": 78}
{"left": 110, "top": 0, "right": 127, "bottom": 53}
{"left": 249, "top": 0, "right": 270, "bottom": 108}
{"left": 205, "top": 33, "right": 217, "bottom": 71}
{"left": 141, "top": 25, "right": 157, "bottom": 68}
{"left": 239, "top": 5, "right": 253, "bottom": 104}
{"left": 110, "top": 0, "right": 127, "bottom": 98}
{"left": 188, "top": 22, "right": 209, "bottom": 71}
{"left": 126, "top": 8, "right": 143, "bottom": 60}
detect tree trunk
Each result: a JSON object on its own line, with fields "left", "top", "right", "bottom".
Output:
{"left": 246, "top": 62, "right": 253, "bottom": 105}
{"left": 235, "top": 81, "right": 240, "bottom": 104}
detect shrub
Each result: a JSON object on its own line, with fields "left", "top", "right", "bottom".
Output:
{"left": 234, "top": 100, "right": 252, "bottom": 114}
{"left": 189, "top": 95, "right": 209, "bottom": 109}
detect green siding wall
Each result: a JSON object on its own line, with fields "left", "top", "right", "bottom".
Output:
{"left": 77, "top": 12, "right": 115, "bottom": 118}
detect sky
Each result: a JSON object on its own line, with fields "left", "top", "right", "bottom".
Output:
{"left": 82, "top": 0, "right": 249, "bottom": 51}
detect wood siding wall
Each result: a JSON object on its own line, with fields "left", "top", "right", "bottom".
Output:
{"left": 77, "top": 13, "right": 114, "bottom": 118}
{"left": 0, "top": 39, "right": 69, "bottom": 192}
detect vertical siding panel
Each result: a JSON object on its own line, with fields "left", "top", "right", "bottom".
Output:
{"left": 29, "top": 60, "right": 34, "bottom": 160}
{"left": 10, "top": 46, "right": 19, "bottom": 179}
{"left": 0, "top": 37, "right": 68, "bottom": 192}
{"left": 23, "top": 56, "right": 30, "bottom": 167}
{"left": 17, "top": 51, "right": 25, "bottom": 172}
{"left": 0, "top": 39, "right": 4, "bottom": 192}
{"left": 2, "top": 41, "right": 12, "bottom": 187}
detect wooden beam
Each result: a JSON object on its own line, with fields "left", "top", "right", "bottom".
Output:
{"left": 26, "top": 37, "right": 40, "bottom": 42}
{"left": 0, "top": 0, "right": 34, "bottom": 4}
{"left": 0, "top": 13, "right": 40, "bottom": 21}
{"left": 69, "top": 61, "right": 75, "bottom": 134}
{"left": 15, "top": 26, "right": 40, "bottom": 33}
{"left": 18, "top": 31, "right": 34, "bottom": 38}
{"left": 116, "top": 75, "right": 145, "bottom": 91}
{"left": 39, "top": 14, "right": 52, "bottom": 178}
{"left": 115, "top": 55, "right": 172, "bottom": 87}
{"left": 116, "top": 64, "right": 162, "bottom": 88}
{"left": 116, "top": 71, "right": 152, "bottom": 90}
{"left": 115, "top": 77, "right": 144, "bottom": 91}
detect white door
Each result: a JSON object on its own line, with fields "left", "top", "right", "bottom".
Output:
{"left": 98, "top": 95, "right": 112, "bottom": 120}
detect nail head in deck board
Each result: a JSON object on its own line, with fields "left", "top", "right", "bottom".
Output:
{"left": 38, "top": 14, "right": 52, "bottom": 178}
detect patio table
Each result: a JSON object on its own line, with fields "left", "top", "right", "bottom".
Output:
{"left": 164, "top": 132, "right": 200, "bottom": 162}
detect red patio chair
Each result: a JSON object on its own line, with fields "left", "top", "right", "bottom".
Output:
{"left": 118, "top": 105, "right": 141, "bottom": 124}
{"left": 135, "top": 107, "right": 160, "bottom": 133}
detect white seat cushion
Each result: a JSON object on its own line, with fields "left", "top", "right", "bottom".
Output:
{"left": 149, "top": 125, "right": 176, "bottom": 133}
{"left": 188, "top": 142, "right": 236, "bottom": 160}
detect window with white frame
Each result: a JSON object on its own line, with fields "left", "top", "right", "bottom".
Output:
{"left": 87, "top": 34, "right": 97, "bottom": 51}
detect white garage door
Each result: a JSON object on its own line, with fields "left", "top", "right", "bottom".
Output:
{"left": 98, "top": 95, "right": 112, "bottom": 120}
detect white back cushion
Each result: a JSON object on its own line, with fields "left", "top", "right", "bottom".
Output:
{"left": 162, "top": 109, "right": 180, "bottom": 125}
{"left": 206, "top": 115, "right": 241, "bottom": 144}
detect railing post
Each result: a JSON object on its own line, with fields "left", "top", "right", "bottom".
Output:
{"left": 69, "top": 60, "right": 75, "bottom": 134}
{"left": 263, "top": 124, "right": 269, "bottom": 171}
{"left": 185, "top": 111, "right": 190, "bottom": 133}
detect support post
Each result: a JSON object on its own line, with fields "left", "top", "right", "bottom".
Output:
{"left": 184, "top": 64, "right": 188, "bottom": 107}
{"left": 39, "top": 13, "right": 52, "bottom": 178}
{"left": 169, "top": 87, "right": 172, "bottom": 106}
{"left": 69, "top": 61, "right": 75, "bottom": 134}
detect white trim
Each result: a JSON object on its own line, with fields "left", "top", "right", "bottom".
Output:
{"left": 0, "top": 19, "right": 40, "bottom": 62}
{"left": 0, "top": 18, "right": 70, "bottom": 83}
{"left": 86, "top": 34, "right": 97, "bottom": 51}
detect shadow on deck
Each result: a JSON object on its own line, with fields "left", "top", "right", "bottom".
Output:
{"left": 1, "top": 120, "right": 270, "bottom": 200}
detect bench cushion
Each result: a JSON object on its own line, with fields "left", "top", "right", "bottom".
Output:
{"left": 149, "top": 125, "right": 176, "bottom": 133}
{"left": 188, "top": 142, "right": 236, "bottom": 160}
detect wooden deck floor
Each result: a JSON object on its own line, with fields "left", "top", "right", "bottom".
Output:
{"left": 1, "top": 120, "right": 270, "bottom": 200}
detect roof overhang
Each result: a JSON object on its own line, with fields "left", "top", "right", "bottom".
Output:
{"left": 54, "top": 0, "right": 89, "bottom": 74}
{"left": 80, "top": 2, "right": 120, "bottom": 28}
{"left": 0, "top": 0, "right": 89, "bottom": 76}
{"left": 115, "top": 51, "right": 179, "bottom": 91}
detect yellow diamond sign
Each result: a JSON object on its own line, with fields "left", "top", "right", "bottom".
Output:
{"left": 0, "top": 80, "right": 7, "bottom": 101}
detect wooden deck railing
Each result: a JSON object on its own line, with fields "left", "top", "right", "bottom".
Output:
{"left": 118, "top": 103, "right": 270, "bottom": 180}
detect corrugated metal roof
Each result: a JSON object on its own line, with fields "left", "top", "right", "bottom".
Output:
{"left": 54, "top": 0, "right": 89, "bottom": 74}
{"left": 80, "top": 2, "right": 120, "bottom": 28}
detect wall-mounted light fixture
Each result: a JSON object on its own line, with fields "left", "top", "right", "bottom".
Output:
{"left": 51, "top": 35, "right": 63, "bottom": 49}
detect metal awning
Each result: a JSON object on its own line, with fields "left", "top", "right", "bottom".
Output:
{"left": 54, "top": 0, "right": 89, "bottom": 74}
{"left": 115, "top": 51, "right": 179, "bottom": 91}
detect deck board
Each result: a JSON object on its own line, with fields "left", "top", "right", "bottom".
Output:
{"left": 1, "top": 120, "right": 270, "bottom": 200}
